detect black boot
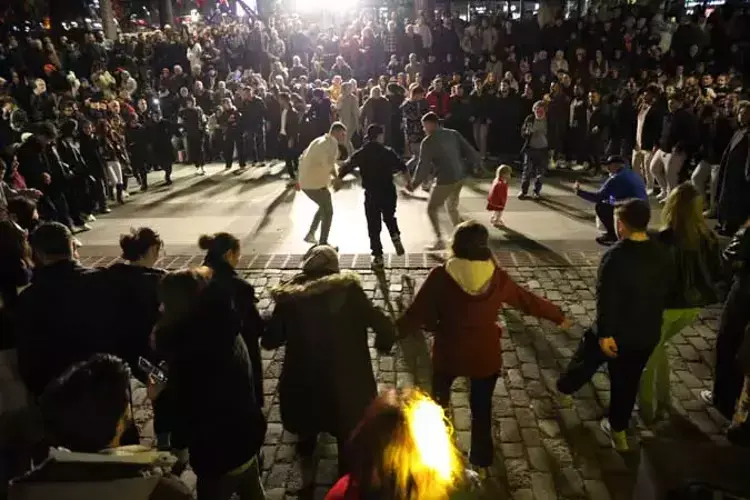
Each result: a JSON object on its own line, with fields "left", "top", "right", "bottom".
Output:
{"left": 116, "top": 184, "right": 125, "bottom": 204}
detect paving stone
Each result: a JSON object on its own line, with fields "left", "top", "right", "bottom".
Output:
{"left": 501, "top": 443, "right": 527, "bottom": 459}
{"left": 521, "top": 363, "right": 541, "bottom": 380}
{"left": 539, "top": 419, "right": 562, "bottom": 438}
{"left": 504, "top": 458, "right": 532, "bottom": 490}
{"left": 511, "top": 489, "right": 535, "bottom": 500}
{"left": 527, "top": 447, "right": 551, "bottom": 472}
{"left": 558, "top": 467, "right": 586, "bottom": 497}
{"left": 676, "top": 370, "right": 704, "bottom": 389}
{"left": 531, "top": 472, "right": 558, "bottom": 500}
{"left": 498, "top": 418, "right": 522, "bottom": 442}
{"left": 584, "top": 479, "right": 612, "bottom": 500}
{"left": 515, "top": 408, "right": 537, "bottom": 427}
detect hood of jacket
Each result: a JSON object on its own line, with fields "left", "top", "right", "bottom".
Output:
{"left": 445, "top": 258, "right": 495, "bottom": 295}
{"left": 270, "top": 271, "right": 360, "bottom": 303}
{"left": 9, "top": 446, "right": 177, "bottom": 500}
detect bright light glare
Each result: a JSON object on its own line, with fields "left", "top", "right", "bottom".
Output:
{"left": 295, "top": 0, "right": 358, "bottom": 12}
{"left": 407, "top": 398, "right": 456, "bottom": 482}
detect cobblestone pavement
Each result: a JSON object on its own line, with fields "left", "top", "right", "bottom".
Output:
{"left": 132, "top": 267, "right": 725, "bottom": 500}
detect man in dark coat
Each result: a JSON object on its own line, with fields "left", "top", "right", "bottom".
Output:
{"left": 716, "top": 102, "right": 750, "bottom": 236}
{"left": 263, "top": 246, "right": 395, "bottom": 486}
{"left": 16, "top": 223, "right": 111, "bottom": 398}
{"left": 238, "top": 87, "right": 267, "bottom": 167}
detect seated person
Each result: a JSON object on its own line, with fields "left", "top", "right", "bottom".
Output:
{"left": 8, "top": 354, "right": 192, "bottom": 500}
{"left": 574, "top": 155, "right": 648, "bottom": 245}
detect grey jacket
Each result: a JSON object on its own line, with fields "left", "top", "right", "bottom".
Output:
{"left": 413, "top": 127, "right": 480, "bottom": 187}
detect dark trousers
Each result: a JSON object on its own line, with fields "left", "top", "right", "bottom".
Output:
{"left": 594, "top": 201, "right": 616, "bottom": 237}
{"left": 712, "top": 279, "right": 750, "bottom": 419}
{"left": 279, "top": 134, "right": 298, "bottom": 179}
{"left": 246, "top": 128, "right": 265, "bottom": 163}
{"left": 432, "top": 372, "right": 498, "bottom": 467}
{"left": 90, "top": 175, "right": 108, "bottom": 211}
{"left": 187, "top": 133, "right": 205, "bottom": 167}
{"left": 66, "top": 176, "right": 93, "bottom": 223}
{"left": 39, "top": 189, "right": 73, "bottom": 229}
{"left": 196, "top": 457, "right": 264, "bottom": 500}
{"left": 266, "top": 127, "right": 279, "bottom": 160}
{"left": 521, "top": 148, "right": 549, "bottom": 195}
{"left": 131, "top": 159, "right": 148, "bottom": 188}
{"left": 224, "top": 130, "right": 245, "bottom": 168}
{"left": 557, "top": 329, "right": 653, "bottom": 432}
{"left": 158, "top": 160, "right": 173, "bottom": 181}
{"left": 297, "top": 433, "right": 348, "bottom": 478}
{"left": 364, "top": 190, "right": 400, "bottom": 257}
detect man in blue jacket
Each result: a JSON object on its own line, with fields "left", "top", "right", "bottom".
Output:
{"left": 575, "top": 155, "right": 648, "bottom": 245}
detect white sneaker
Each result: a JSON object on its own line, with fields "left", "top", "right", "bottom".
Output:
{"left": 84, "top": 214, "right": 96, "bottom": 223}
{"left": 600, "top": 418, "right": 629, "bottom": 451}
{"left": 121, "top": 191, "right": 131, "bottom": 199}
{"left": 76, "top": 223, "right": 92, "bottom": 232}
{"left": 303, "top": 232, "right": 317, "bottom": 244}
{"left": 425, "top": 240, "right": 446, "bottom": 251}
{"left": 699, "top": 390, "right": 713, "bottom": 406}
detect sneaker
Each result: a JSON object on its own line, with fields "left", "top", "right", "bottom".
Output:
{"left": 531, "top": 192, "right": 541, "bottom": 200}
{"left": 699, "top": 390, "right": 713, "bottom": 406}
{"left": 165, "top": 178, "right": 173, "bottom": 186}
{"left": 392, "top": 237, "right": 405, "bottom": 256}
{"left": 121, "top": 191, "right": 130, "bottom": 199}
{"left": 517, "top": 192, "right": 529, "bottom": 200}
{"left": 84, "top": 214, "right": 96, "bottom": 223}
{"left": 198, "top": 167, "right": 206, "bottom": 176}
{"left": 99, "top": 207, "right": 112, "bottom": 214}
{"left": 425, "top": 240, "right": 446, "bottom": 251}
{"left": 556, "top": 390, "right": 574, "bottom": 408}
{"left": 600, "top": 418, "right": 629, "bottom": 451}
{"left": 371, "top": 255, "right": 385, "bottom": 269}
{"left": 75, "top": 223, "right": 92, "bottom": 232}
{"left": 286, "top": 179, "right": 297, "bottom": 187}
{"left": 303, "top": 232, "right": 317, "bottom": 244}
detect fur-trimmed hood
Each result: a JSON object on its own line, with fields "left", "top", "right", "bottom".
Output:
{"left": 270, "top": 271, "right": 361, "bottom": 303}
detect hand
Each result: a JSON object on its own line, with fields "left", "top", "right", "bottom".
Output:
{"left": 405, "top": 182, "right": 415, "bottom": 192}
{"left": 559, "top": 318, "right": 573, "bottom": 330}
{"left": 29, "top": 189, "right": 43, "bottom": 199}
{"left": 41, "top": 173, "right": 51, "bottom": 185}
{"left": 599, "top": 337, "right": 619, "bottom": 358}
{"left": 147, "top": 374, "right": 166, "bottom": 401}
{"left": 332, "top": 177, "right": 343, "bottom": 192}
{"left": 573, "top": 181, "right": 580, "bottom": 193}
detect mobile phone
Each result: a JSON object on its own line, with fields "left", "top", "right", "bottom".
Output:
{"left": 138, "top": 356, "right": 167, "bottom": 383}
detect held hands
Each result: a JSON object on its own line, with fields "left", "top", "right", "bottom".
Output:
{"left": 405, "top": 182, "right": 415, "bottom": 192}
{"left": 41, "top": 173, "right": 52, "bottom": 185}
{"left": 559, "top": 318, "right": 573, "bottom": 330}
{"left": 599, "top": 337, "right": 619, "bottom": 358}
{"left": 29, "top": 189, "right": 43, "bottom": 199}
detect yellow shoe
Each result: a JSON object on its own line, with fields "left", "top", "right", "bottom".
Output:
{"left": 600, "top": 418, "right": 629, "bottom": 452}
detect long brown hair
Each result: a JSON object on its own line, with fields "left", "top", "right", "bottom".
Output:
{"left": 661, "top": 182, "right": 716, "bottom": 251}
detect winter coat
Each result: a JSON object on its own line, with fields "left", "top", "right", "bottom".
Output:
{"left": 487, "top": 178, "right": 509, "bottom": 211}
{"left": 397, "top": 260, "right": 563, "bottom": 378}
{"left": 264, "top": 271, "right": 395, "bottom": 440}
{"left": 16, "top": 261, "right": 113, "bottom": 397}
{"left": 99, "top": 263, "right": 165, "bottom": 382}
{"left": 8, "top": 446, "right": 192, "bottom": 500}
{"left": 203, "top": 258, "right": 265, "bottom": 408}
{"left": 336, "top": 93, "right": 360, "bottom": 138}
{"left": 154, "top": 280, "right": 266, "bottom": 479}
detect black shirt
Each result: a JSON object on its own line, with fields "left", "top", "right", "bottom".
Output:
{"left": 338, "top": 141, "right": 407, "bottom": 194}
{"left": 595, "top": 237, "right": 672, "bottom": 352}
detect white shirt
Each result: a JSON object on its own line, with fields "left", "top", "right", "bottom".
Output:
{"left": 298, "top": 134, "right": 339, "bottom": 190}
{"left": 280, "top": 109, "right": 288, "bottom": 135}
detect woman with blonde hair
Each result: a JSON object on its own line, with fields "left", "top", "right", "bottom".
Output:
{"left": 325, "top": 389, "right": 477, "bottom": 499}
{"left": 639, "top": 182, "right": 723, "bottom": 422}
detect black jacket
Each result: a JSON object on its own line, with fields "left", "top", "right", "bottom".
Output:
{"left": 238, "top": 96, "right": 267, "bottom": 130}
{"left": 16, "top": 136, "right": 52, "bottom": 190}
{"left": 659, "top": 107, "right": 699, "bottom": 154}
{"left": 79, "top": 134, "right": 107, "bottom": 179}
{"left": 264, "top": 272, "right": 394, "bottom": 440}
{"left": 16, "top": 261, "right": 113, "bottom": 397}
{"left": 155, "top": 280, "right": 266, "bottom": 479}
{"left": 658, "top": 228, "right": 723, "bottom": 309}
{"left": 57, "top": 138, "right": 89, "bottom": 177}
{"left": 100, "top": 263, "right": 166, "bottom": 381}
{"left": 148, "top": 120, "right": 177, "bottom": 163}
{"left": 338, "top": 140, "right": 407, "bottom": 194}
{"left": 595, "top": 238, "right": 672, "bottom": 351}
{"left": 637, "top": 103, "right": 664, "bottom": 151}
{"left": 203, "top": 258, "right": 265, "bottom": 408}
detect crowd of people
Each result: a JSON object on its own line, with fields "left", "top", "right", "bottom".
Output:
{"left": 0, "top": 4, "right": 748, "bottom": 240}
{"left": 1, "top": 2, "right": 750, "bottom": 499}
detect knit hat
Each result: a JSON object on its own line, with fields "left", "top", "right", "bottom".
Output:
{"left": 302, "top": 245, "right": 340, "bottom": 274}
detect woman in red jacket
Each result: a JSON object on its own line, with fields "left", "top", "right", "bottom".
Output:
{"left": 397, "top": 220, "right": 569, "bottom": 473}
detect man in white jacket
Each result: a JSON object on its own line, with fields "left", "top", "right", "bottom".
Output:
{"left": 298, "top": 122, "right": 347, "bottom": 246}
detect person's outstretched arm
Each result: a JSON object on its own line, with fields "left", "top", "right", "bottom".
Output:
{"left": 497, "top": 267, "right": 565, "bottom": 325}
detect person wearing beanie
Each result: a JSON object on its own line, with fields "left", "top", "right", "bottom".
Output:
{"left": 336, "top": 124, "right": 410, "bottom": 269}
{"left": 264, "top": 244, "right": 395, "bottom": 489}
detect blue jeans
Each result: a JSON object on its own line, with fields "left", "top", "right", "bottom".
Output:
{"left": 521, "top": 148, "right": 549, "bottom": 195}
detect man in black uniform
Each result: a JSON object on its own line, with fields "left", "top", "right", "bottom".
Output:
{"left": 238, "top": 87, "right": 267, "bottom": 168}
{"left": 219, "top": 98, "right": 244, "bottom": 170}
{"left": 336, "top": 124, "right": 411, "bottom": 269}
